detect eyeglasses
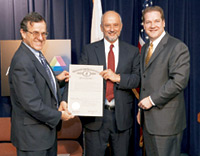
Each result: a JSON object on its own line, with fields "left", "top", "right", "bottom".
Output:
{"left": 27, "top": 31, "right": 48, "bottom": 38}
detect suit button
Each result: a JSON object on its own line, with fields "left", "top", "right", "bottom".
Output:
{"left": 143, "top": 88, "right": 145, "bottom": 91}
{"left": 143, "top": 74, "right": 146, "bottom": 78}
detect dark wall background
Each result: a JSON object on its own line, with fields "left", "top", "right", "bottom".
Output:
{"left": 0, "top": 0, "right": 199, "bottom": 155}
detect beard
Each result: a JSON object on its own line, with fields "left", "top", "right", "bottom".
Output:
{"left": 104, "top": 31, "right": 119, "bottom": 42}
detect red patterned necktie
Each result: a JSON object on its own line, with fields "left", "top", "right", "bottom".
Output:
{"left": 106, "top": 44, "right": 115, "bottom": 102}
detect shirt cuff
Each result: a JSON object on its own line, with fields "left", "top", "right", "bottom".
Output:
{"left": 149, "top": 96, "right": 155, "bottom": 106}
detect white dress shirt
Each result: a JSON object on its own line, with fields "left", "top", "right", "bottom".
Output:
{"left": 148, "top": 31, "right": 166, "bottom": 106}
{"left": 104, "top": 39, "right": 119, "bottom": 107}
{"left": 23, "top": 42, "right": 57, "bottom": 94}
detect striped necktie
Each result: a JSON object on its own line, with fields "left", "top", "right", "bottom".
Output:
{"left": 145, "top": 42, "right": 153, "bottom": 66}
{"left": 39, "top": 52, "right": 57, "bottom": 101}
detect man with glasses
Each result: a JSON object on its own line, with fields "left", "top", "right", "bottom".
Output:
{"left": 9, "top": 12, "right": 74, "bottom": 156}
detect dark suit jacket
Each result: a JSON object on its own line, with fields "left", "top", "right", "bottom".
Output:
{"left": 140, "top": 32, "right": 190, "bottom": 135}
{"left": 63, "top": 39, "right": 140, "bottom": 131}
{"left": 9, "top": 42, "right": 62, "bottom": 151}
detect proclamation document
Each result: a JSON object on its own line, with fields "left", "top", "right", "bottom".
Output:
{"left": 68, "top": 64, "right": 103, "bottom": 116}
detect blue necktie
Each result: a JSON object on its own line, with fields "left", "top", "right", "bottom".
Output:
{"left": 39, "top": 52, "right": 57, "bottom": 101}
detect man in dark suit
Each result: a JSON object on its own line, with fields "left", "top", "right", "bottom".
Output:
{"left": 137, "top": 6, "right": 190, "bottom": 156}
{"left": 9, "top": 12, "right": 74, "bottom": 156}
{"left": 79, "top": 11, "right": 140, "bottom": 156}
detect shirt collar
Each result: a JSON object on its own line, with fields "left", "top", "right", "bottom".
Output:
{"left": 22, "top": 42, "right": 40, "bottom": 57}
{"left": 104, "top": 38, "right": 119, "bottom": 50}
{"left": 150, "top": 31, "right": 166, "bottom": 51}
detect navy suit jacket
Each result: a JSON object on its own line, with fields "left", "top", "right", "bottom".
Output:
{"left": 9, "top": 42, "right": 62, "bottom": 151}
{"left": 63, "top": 39, "right": 140, "bottom": 131}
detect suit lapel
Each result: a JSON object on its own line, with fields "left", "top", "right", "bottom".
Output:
{"left": 141, "top": 43, "right": 148, "bottom": 72}
{"left": 116, "top": 41, "right": 124, "bottom": 73}
{"left": 21, "top": 43, "right": 57, "bottom": 99}
{"left": 93, "top": 40, "right": 107, "bottom": 92}
{"left": 94, "top": 40, "right": 106, "bottom": 69}
{"left": 144, "top": 33, "right": 169, "bottom": 71}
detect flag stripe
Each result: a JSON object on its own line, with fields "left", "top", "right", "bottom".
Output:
{"left": 90, "top": 0, "right": 103, "bottom": 43}
{"left": 137, "top": 0, "right": 153, "bottom": 148}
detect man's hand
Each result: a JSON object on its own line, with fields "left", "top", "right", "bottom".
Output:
{"left": 56, "top": 70, "right": 69, "bottom": 82}
{"left": 137, "top": 110, "right": 141, "bottom": 125}
{"left": 100, "top": 69, "right": 120, "bottom": 83}
{"left": 59, "top": 101, "right": 74, "bottom": 121}
{"left": 61, "top": 111, "right": 74, "bottom": 121}
{"left": 138, "top": 97, "right": 153, "bottom": 110}
{"left": 58, "top": 101, "right": 68, "bottom": 111}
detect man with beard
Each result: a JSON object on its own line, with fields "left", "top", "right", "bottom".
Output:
{"left": 63, "top": 11, "right": 140, "bottom": 156}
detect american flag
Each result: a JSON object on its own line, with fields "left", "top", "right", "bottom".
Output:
{"left": 137, "top": 0, "right": 153, "bottom": 149}
{"left": 90, "top": 0, "right": 103, "bottom": 43}
{"left": 133, "top": 0, "right": 153, "bottom": 100}
{"left": 138, "top": 0, "right": 153, "bottom": 52}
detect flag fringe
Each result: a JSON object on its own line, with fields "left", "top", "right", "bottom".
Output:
{"left": 132, "top": 88, "right": 139, "bottom": 100}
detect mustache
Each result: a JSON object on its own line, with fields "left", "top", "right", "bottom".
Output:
{"left": 108, "top": 31, "right": 116, "bottom": 34}
{"left": 105, "top": 34, "right": 119, "bottom": 42}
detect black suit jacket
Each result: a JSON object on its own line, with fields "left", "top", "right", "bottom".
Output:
{"left": 63, "top": 39, "right": 140, "bottom": 131}
{"left": 9, "top": 42, "right": 62, "bottom": 151}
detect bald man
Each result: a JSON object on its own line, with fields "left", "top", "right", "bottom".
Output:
{"left": 71, "top": 11, "right": 140, "bottom": 156}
